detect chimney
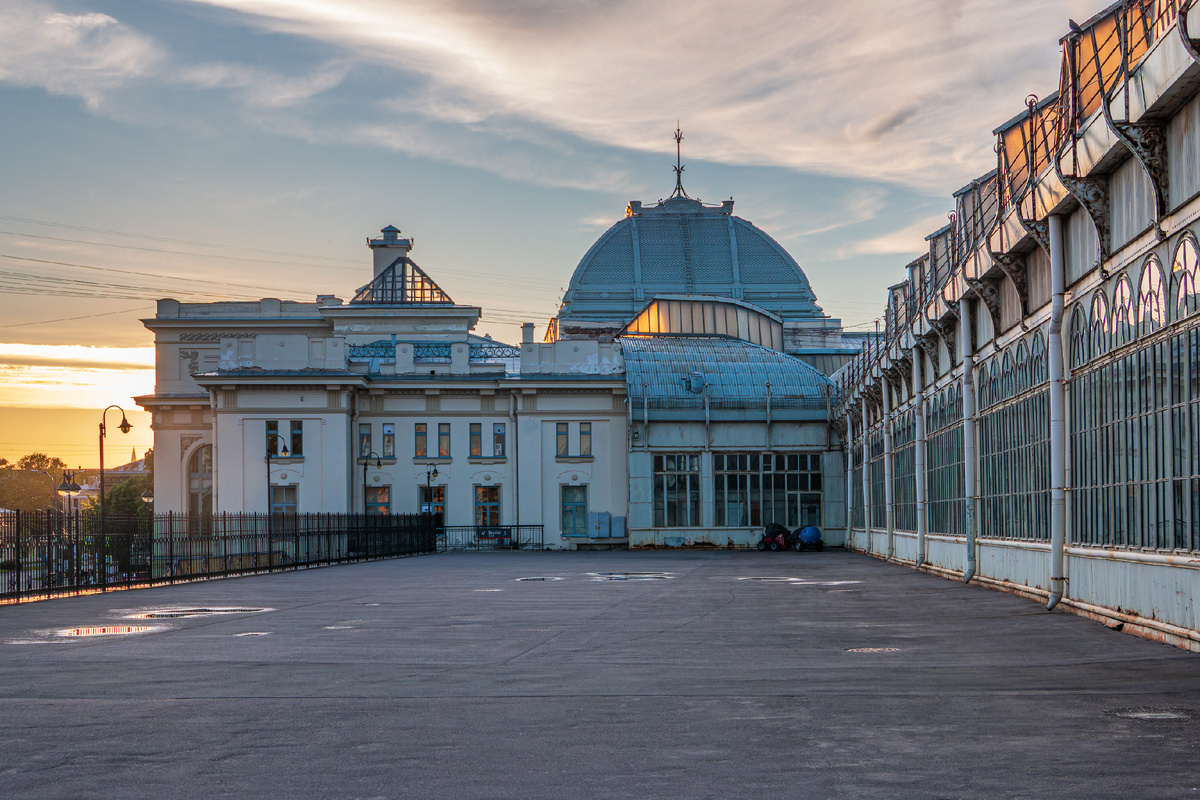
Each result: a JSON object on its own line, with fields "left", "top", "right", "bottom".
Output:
{"left": 367, "top": 225, "right": 413, "bottom": 276}
{"left": 521, "top": 323, "right": 535, "bottom": 344}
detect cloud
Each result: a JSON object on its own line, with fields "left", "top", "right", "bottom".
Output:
{"left": 0, "top": 2, "right": 161, "bottom": 109}
{"left": 843, "top": 213, "right": 952, "bottom": 258}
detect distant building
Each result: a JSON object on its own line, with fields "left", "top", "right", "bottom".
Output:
{"left": 138, "top": 188, "right": 852, "bottom": 547}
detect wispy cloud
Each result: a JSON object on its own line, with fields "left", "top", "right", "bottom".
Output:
{"left": 841, "top": 213, "right": 952, "bottom": 258}
{"left": 0, "top": 343, "right": 154, "bottom": 409}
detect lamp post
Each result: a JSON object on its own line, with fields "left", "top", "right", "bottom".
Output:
{"left": 424, "top": 463, "right": 439, "bottom": 522}
{"left": 265, "top": 432, "right": 289, "bottom": 553}
{"left": 99, "top": 405, "right": 132, "bottom": 591}
{"left": 362, "top": 451, "right": 383, "bottom": 515}
{"left": 57, "top": 471, "right": 81, "bottom": 586}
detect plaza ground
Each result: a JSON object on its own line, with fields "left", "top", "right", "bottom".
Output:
{"left": 0, "top": 549, "right": 1196, "bottom": 799}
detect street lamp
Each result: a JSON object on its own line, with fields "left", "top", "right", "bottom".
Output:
{"left": 99, "top": 405, "right": 132, "bottom": 591}
{"left": 361, "top": 452, "right": 383, "bottom": 515}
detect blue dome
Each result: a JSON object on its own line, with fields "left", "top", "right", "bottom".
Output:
{"left": 556, "top": 196, "right": 825, "bottom": 324}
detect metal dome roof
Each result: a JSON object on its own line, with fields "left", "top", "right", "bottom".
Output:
{"left": 556, "top": 195, "right": 825, "bottom": 324}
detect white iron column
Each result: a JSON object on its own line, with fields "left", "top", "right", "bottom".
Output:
{"left": 961, "top": 299, "right": 977, "bottom": 583}
{"left": 883, "top": 378, "right": 895, "bottom": 561}
{"left": 861, "top": 395, "right": 871, "bottom": 554}
{"left": 1048, "top": 214, "right": 1067, "bottom": 609}
{"left": 913, "top": 344, "right": 928, "bottom": 566}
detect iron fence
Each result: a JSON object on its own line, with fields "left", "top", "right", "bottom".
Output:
{"left": 436, "top": 525, "right": 545, "bottom": 552}
{"left": 0, "top": 510, "right": 436, "bottom": 603}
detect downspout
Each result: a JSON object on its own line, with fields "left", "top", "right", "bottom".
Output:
{"left": 765, "top": 381, "right": 772, "bottom": 448}
{"left": 349, "top": 389, "right": 359, "bottom": 514}
{"left": 961, "top": 298, "right": 977, "bottom": 584}
{"left": 511, "top": 391, "right": 520, "bottom": 527}
{"left": 861, "top": 395, "right": 871, "bottom": 554}
{"left": 845, "top": 410, "right": 854, "bottom": 543}
{"left": 883, "top": 379, "right": 895, "bottom": 561}
{"left": 913, "top": 345, "right": 928, "bottom": 567}
{"left": 1048, "top": 213, "right": 1067, "bottom": 610}
{"left": 208, "top": 388, "right": 218, "bottom": 514}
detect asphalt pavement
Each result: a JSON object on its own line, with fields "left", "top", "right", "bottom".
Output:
{"left": 0, "top": 549, "right": 1196, "bottom": 799}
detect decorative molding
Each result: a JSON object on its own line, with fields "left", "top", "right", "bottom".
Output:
{"left": 425, "top": 394, "right": 440, "bottom": 412}
{"left": 988, "top": 249, "right": 1030, "bottom": 312}
{"left": 369, "top": 395, "right": 384, "bottom": 412}
{"left": 965, "top": 276, "right": 1003, "bottom": 340}
{"left": 1056, "top": 168, "right": 1112, "bottom": 262}
{"left": 1110, "top": 119, "right": 1169, "bottom": 226}
{"left": 178, "top": 332, "right": 257, "bottom": 342}
{"left": 221, "top": 390, "right": 236, "bottom": 409}
{"left": 180, "top": 349, "right": 200, "bottom": 376}
{"left": 927, "top": 317, "right": 957, "bottom": 364}
{"left": 327, "top": 390, "right": 342, "bottom": 408}
{"left": 180, "top": 435, "right": 204, "bottom": 458}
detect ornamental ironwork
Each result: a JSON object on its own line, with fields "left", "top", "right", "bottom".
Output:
{"left": 346, "top": 342, "right": 395, "bottom": 360}
{"left": 413, "top": 343, "right": 451, "bottom": 361}
{"left": 469, "top": 343, "right": 521, "bottom": 360}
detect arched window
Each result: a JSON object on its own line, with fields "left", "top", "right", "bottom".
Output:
{"left": 1089, "top": 291, "right": 1110, "bottom": 358}
{"left": 1001, "top": 351, "right": 1015, "bottom": 400}
{"left": 1111, "top": 276, "right": 1135, "bottom": 347}
{"left": 1014, "top": 340, "right": 1030, "bottom": 394}
{"left": 1137, "top": 256, "right": 1166, "bottom": 334}
{"left": 1070, "top": 305, "right": 1089, "bottom": 369}
{"left": 188, "top": 445, "right": 213, "bottom": 518}
{"left": 1030, "top": 331, "right": 1048, "bottom": 384}
{"left": 1173, "top": 234, "right": 1200, "bottom": 319}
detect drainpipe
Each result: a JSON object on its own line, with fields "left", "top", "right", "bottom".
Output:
{"left": 511, "top": 391, "right": 520, "bottom": 528}
{"left": 765, "top": 381, "right": 772, "bottom": 448}
{"left": 1048, "top": 214, "right": 1067, "bottom": 610}
{"left": 961, "top": 298, "right": 977, "bottom": 584}
{"left": 208, "top": 388, "right": 219, "bottom": 514}
{"left": 845, "top": 410, "right": 854, "bottom": 541}
{"left": 913, "top": 345, "right": 928, "bottom": 567}
{"left": 882, "top": 379, "right": 895, "bottom": 561}
{"left": 861, "top": 395, "right": 871, "bottom": 554}
{"left": 349, "top": 390, "right": 359, "bottom": 514}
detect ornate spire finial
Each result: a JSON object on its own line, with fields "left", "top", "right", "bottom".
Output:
{"left": 671, "top": 122, "right": 690, "bottom": 198}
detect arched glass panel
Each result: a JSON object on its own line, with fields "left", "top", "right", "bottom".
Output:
{"left": 1030, "top": 331, "right": 1048, "bottom": 384}
{"left": 1090, "top": 291, "right": 1110, "bottom": 357}
{"left": 1112, "top": 277, "right": 1135, "bottom": 347}
{"left": 1173, "top": 234, "right": 1200, "bottom": 319}
{"left": 1070, "top": 306, "right": 1089, "bottom": 369}
{"left": 1001, "top": 351, "right": 1015, "bottom": 399}
{"left": 1014, "top": 341, "right": 1030, "bottom": 393}
{"left": 1137, "top": 257, "right": 1166, "bottom": 334}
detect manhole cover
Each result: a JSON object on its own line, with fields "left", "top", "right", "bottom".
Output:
{"left": 588, "top": 572, "right": 673, "bottom": 581}
{"left": 60, "top": 626, "right": 150, "bottom": 637}
{"left": 1116, "top": 709, "right": 1190, "bottom": 721}
{"left": 845, "top": 647, "right": 900, "bottom": 653}
{"left": 515, "top": 577, "right": 563, "bottom": 582}
{"left": 131, "top": 607, "right": 267, "bottom": 619}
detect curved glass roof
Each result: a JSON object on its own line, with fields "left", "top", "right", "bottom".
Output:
{"left": 556, "top": 195, "right": 824, "bottom": 324}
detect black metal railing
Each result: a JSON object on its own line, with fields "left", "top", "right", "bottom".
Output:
{"left": 436, "top": 525, "right": 544, "bottom": 552}
{"left": 0, "top": 510, "right": 436, "bottom": 603}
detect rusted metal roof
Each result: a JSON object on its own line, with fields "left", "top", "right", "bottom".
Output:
{"left": 621, "top": 335, "right": 832, "bottom": 408}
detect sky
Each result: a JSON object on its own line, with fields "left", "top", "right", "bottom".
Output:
{"left": 0, "top": 0, "right": 1108, "bottom": 466}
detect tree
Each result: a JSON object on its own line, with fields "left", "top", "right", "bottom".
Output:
{"left": 16, "top": 453, "right": 68, "bottom": 474}
{"left": 0, "top": 470, "right": 55, "bottom": 511}
{"left": 102, "top": 476, "right": 152, "bottom": 517}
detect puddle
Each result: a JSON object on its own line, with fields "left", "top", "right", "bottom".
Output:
{"left": 60, "top": 626, "right": 151, "bottom": 637}
{"left": 130, "top": 607, "right": 268, "bottom": 619}
{"left": 845, "top": 647, "right": 900, "bottom": 653}
{"left": 736, "top": 578, "right": 862, "bottom": 586}
{"left": 323, "top": 625, "right": 353, "bottom": 630}
{"left": 1115, "top": 708, "right": 1191, "bottom": 721}
{"left": 588, "top": 572, "right": 673, "bottom": 581}
{"left": 474, "top": 589, "right": 503, "bottom": 592}
{"left": 515, "top": 577, "right": 564, "bottom": 582}
{"left": 235, "top": 632, "right": 270, "bottom": 637}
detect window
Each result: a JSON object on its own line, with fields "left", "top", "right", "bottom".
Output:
{"left": 290, "top": 420, "right": 303, "bottom": 457}
{"left": 714, "top": 453, "right": 823, "bottom": 528}
{"left": 556, "top": 423, "right": 569, "bottom": 456}
{"left": 415, "top": 423, "right": 427, "bottom": 457}
{"left": 438, "top": 423, "right": 451, "bottom": 458}
{"left": 270, "top": 485, "right": 297, "bottom": 514}
{"left": 475, "top": 486, "right": 500, "bottom": 526}
{"left": 419, "top": 485, "right": 445, "bottom": 526}
{"left": 188, "top": 445, "right": 212, "bottom": 518}
{"left": 359, "top": 423, "right": 372, "bottom": 457}
{"left": 561, "top": 485, "right": 588, "bottom": 537}
{"left": 266, "top": 420, "right": 281, "bottom": 455}
{"left": 493, "top": 423, "right": 506, "bottom": 457}
{"left": 366, "top": 485, "right": 391, "bottom": 515}
{"left": 382, "top": 423, "right": 395, "bottom": 458}
{"left": 579, "top": 423, "right": 592, "bottom": 457}
{"left": 654, "top": 453, "right": 701, "bottom": 527}
{"left": 470, "top": 423, "right": 482, "bottom": 457}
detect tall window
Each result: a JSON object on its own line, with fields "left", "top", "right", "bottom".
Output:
{"left": 653, "top": 453, "right": 700, "bottom": 527}
{"left": 475, "top": 486, "right": 500, "bottom": 526}
{"left": 556, "top": 423, "right": 569, "bottom": 456}
{"left": 358, "top": 423, "right": 372, "bottom": 457}
{"left": 561, "top": 485, "right": 588, "bottom": 537}
{"left": 420, "top": 485, "right": 445, "bottom": 526}
{"left": 470, "top": 423, "right": 482, "bottom": 457}
{"left": 415, "top": 423, "right": 427, "bottom": 457}
{"left": 493, "top": 423, "right": 506, "bottom": 457}
{"left": 382, "top": 423, "right": 395, "bottom": 458}
{"left": 438, "top": 423, "right": 451, "bottom": 457}
{"left": 266, "top": 421, "right": 281, "bottom": 455}
{"left": 290, "top": 420, "right": 303, "bottom": 457}
{"left": 366, "top": 486, "right": 391, "bottom": 515}
{"left": 579, "top": 422, "right": 592, "bottom": 456}
{"left": 714, "top": 453, "right": 822, "bottom": 528}
{"left": 188, "top": 445, "right": 213, "bottom": 517}
{"left": 270, "top": 485, "right": 297, "bottom": 514}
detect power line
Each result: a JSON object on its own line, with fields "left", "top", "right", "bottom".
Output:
{"left": 0, "top": 305, "right": 155, "bottom": 329}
